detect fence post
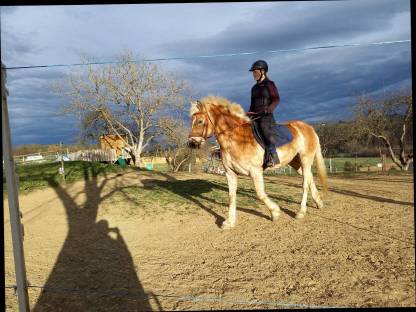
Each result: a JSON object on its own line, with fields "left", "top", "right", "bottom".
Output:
{"left": 329, "top": 158, "right": 332, "bottom": 173}
{"left": 2, "top": 63, "right": 30, "bottom": 312}
{"left": 355, "top": 152, "right": 358, "bottom": 172}
{"left": 60, "top": 141, "right": 65, "bottom": 183}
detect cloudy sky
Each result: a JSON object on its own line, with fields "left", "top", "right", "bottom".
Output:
{"left": 0, "top": 0, "right": 412, "bottom": 146}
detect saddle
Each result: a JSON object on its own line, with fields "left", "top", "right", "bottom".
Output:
{"left": 251, "top": 122, "right": 294, "bottom": 167}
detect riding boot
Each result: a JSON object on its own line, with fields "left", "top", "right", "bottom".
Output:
{"left": 265, "top": 144, "right": 279, "bottom": 167}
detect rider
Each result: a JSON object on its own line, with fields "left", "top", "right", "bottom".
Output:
{"left": 248, "top": 60, "right": 280, "bottom": 167}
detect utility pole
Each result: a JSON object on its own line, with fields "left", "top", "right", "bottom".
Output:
{"left": 2, "top": 63, "right": 30, "bottom": 312}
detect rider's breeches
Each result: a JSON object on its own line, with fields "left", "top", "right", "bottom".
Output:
{"left": 254, "top": 114, "right": 277, "bottom": 146}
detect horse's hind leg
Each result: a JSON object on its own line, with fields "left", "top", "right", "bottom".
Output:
{"left": 309, "top": 174, "right": 324, "bottom": 209}
{"left": 291, "top": 153, "right": 323, "bottom": 209}
{"left": 251, "top": 169, "right": 281, "bottom": 221}
{"left": 297, "top": 157, "right": 314, "bottom": 219}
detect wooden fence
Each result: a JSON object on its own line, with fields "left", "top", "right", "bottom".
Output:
{"left": 68, "top": 149, "right": 118, "bottom": 163}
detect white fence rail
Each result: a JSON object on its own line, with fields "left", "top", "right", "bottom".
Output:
{"left": 68, "top": 149, "right": 118, "bottom": 163}
{"left": 13, "top": 149, "right": 119, "bottom": 165}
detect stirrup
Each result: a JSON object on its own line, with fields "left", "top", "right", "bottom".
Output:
{"left": 270, "top": 152, "right": 279, "bottom": 165}
{"left": 268, "top": 144, "right": 279, "bottom": 165}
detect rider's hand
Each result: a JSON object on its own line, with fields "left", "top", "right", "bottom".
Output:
{"left": 264, "top": 107, "right": 273, "bottom": 114}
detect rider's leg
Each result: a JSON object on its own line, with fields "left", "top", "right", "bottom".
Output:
{"left": 260, "top": 115, "right": 279, "bottom": 166}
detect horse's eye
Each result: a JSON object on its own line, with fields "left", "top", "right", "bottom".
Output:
{"left": 198, "top": 119, "right": 204, "bottom": 125}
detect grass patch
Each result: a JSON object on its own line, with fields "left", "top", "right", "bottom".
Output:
{"left": 100, "top": 175, "right": 267, "bottom": 217}
{"left": 3, "top": 161, "right": 126, "bottom": 195}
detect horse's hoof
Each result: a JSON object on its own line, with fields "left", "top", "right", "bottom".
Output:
{"left": 221, "top": 220, "right": 234, "bottom": 230}
{"left": 271, "top": 212, "right": 280, "bottom": 221}
{"left": 295, "top": 212, "right": 305, "bottom": 219}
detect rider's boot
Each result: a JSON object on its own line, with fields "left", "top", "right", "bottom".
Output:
{"left": 265, "top": 144, "right": 279, "bottom": 168}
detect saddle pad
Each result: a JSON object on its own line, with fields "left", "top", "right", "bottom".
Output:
{"left": 252, "top": 122, "right": 294, "bottom": 149}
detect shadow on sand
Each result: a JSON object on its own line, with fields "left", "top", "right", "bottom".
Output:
{"left": 33, "top": 163, "right": 158, "bottom": 312}
{"left": 140, "top": 172, "right": 272, "bottom": 226}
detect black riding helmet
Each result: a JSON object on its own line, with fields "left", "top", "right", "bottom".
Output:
{"left": 249, "top": 60, "right": 268, "bottom": 72}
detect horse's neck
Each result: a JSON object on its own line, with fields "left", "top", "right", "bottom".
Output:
{"left": 214, "top": 113, "right": 240, "bottom": 133}
{"left": 211, "top": 111, "right": 256, "bottom": 151}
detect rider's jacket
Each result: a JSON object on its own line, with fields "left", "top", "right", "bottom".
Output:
{"left": 249, "top": 78, "right": 280, "bottom": 114}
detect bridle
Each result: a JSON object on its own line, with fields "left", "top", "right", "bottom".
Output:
{"left": 193, "top": 102, "right": 263, "bottom": 139}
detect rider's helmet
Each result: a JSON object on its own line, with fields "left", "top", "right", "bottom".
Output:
{"left": 249, "top": 60, "right": 268, "bottom": 73}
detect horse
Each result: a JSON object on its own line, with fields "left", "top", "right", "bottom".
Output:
{"left": 188, "top": 95, "right": 328, "bottom": 229}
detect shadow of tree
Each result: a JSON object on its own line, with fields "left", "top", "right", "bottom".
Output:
{"left": 33, "top": 163, "right": 156, "bottom": 312}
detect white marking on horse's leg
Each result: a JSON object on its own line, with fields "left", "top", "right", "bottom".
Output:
{"left": 221, "top": 170, "right": 238, "bottom": 229}
{"left": 297, "top": 168, "right": 311, "bottom": 219}
{"left": 309, "top": 176, "right": 324, "bottom": 209}
{"left": 251, "top": 170, "right": 280, "bottom": 221}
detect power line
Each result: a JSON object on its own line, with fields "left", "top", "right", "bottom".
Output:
{"left": 4, "top": 39, "right": 411, "bottom": 70}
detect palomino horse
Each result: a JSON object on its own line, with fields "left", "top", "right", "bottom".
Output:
{"left": 188, "top": 96, "right": 327, "bottom": 229}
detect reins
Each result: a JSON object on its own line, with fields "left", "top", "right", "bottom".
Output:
{"left": 204, "top": 109, "right": 262, "bottom": 137}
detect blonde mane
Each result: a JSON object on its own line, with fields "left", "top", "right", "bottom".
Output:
{"left": 190, "top": 95, "right": 250, "bottom": 122}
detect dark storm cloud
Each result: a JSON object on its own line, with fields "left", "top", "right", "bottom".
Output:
{"left": 5, "top": 67, "right": 79, "bottom": 145}
{"left": 156, "top": 0, "right": 409, "bottom": 56}
{"left": 167, "top": 37, "right": 411, "bottom": 123}
{"left": 155, "top": 0, "right": 411, "bottom": 124}
{"left": 1, "top": 1, "right": 411, "bottom": 145}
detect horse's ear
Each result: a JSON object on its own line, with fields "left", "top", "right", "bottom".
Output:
{"left": 196, "top": 100, "right": 205, "bottom": 111}
{"left": 190, "top": 100, "right": 200, "bottom": 116}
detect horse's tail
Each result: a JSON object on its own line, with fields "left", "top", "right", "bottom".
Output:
{"left": 315, "top": 136, "right": 328, "bottom": 195}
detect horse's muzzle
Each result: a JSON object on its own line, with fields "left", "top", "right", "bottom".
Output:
{"left": 188, "top": 137, "right": 204, "bottom": 149}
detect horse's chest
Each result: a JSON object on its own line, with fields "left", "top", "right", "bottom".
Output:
{"left": 222, "top": 153, "right": 250, "bottom": 176}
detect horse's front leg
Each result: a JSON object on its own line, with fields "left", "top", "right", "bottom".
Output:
{"left": 251, "top": 169, "right": 281, "bottom": 221}
{"left": 221, "top": 170, "right": 238, "bottom": 229}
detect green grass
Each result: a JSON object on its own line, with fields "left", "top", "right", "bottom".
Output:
{"left": 324, "top": 157, "right": 381, "bottom": 172}
{"left": 102, "top": 175, "right": 264, "bottom": 217}
{"left": 3, "top": 158, "right": 411, "bottom": 219}
{"left": 3, "top": 161, "right": 127, "bottom": 195}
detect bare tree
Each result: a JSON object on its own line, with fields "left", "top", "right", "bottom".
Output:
{"left": 354, "top": 89, "right": 413, "bottom": 170}
{"left": 158, "top": 117, "right": 192, "bottom": 172}
{"left": 315, "top": 123, "right": 338, "bottom": 158}
{"left": 315, "top": 121, "right": 360, "bottom": 157}
{"left": 55, "top": 53, "right": 188, "bottom": 166}
{"left": 158, "top": 116, "right": 211, "bottom": 172}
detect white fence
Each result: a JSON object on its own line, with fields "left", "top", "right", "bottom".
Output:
{"left": 14, "top": 152, "right": 58, "bottom": 164}
{"left": 68, "top": 149, "right": 118, "bottom": 163}
{"left": 13, "top": 149, "right": 119, "bottom": 165}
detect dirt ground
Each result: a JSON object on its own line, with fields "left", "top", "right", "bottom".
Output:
{"left": 4, "top": 170, "right": 415, "bottom": 311}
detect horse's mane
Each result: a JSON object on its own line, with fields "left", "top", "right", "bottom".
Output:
{"left": 190, "top": 95, "right": 250, "bottom": 122}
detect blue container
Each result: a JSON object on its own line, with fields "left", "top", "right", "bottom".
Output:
{"left": 145, "top": 163, "right": 153, "bottom": 170}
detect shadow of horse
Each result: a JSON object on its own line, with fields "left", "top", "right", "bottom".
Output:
{"left": 140, "top": 173, "right": 274, "bottom": 226}
{"left": 271, "top": 179, "right": 413, "bottom": 207}
{"left": 33, "top": 163, "right": 158, "bottom": 312}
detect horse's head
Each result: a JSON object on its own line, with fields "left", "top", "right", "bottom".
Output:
{"left": 188, "top": 100, "right": 215, "bottom": 149}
